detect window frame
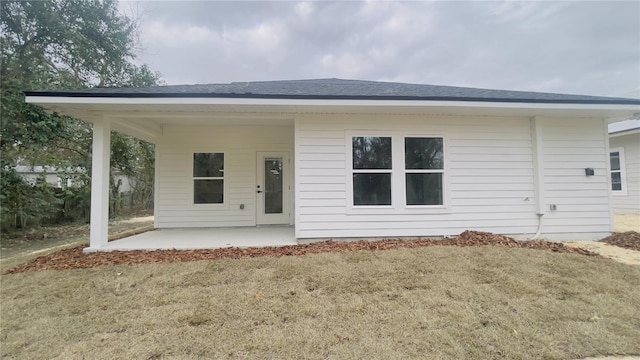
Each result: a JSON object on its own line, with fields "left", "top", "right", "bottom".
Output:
{"left": 349, "top": 134, "right": 394, "bottom": 209}
{"left": 191, "top": 151, "right": 227, "bottom": 207}
{"left": 403, "top": 136, "right": 445, "bottom": 208}
{"left": 609, "top": 148, "right": 627, "bottom": 196}
{"left": 345, "top": 131, "right": 449, "bottom": 215}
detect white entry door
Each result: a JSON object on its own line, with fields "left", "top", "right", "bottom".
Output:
{"left": 256, "top": 152, "right": 290, "bottom": 225}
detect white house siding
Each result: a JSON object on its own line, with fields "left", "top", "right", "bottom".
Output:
{"left": 20, "top": 172, "right": 60, "bottom": 186}
{"left": 537, "top": 117, "right": 612, "bottom": 239}
{"left": 155, "top": 125, "right": 294, "bottom": 228}
{"left": 295, "top": 114, "right": 612, "bottom": 241}
{"left": 295, "top": 114, "right": 537, "bottom": 239}
{"left": 610, "top": 132, "right": 640, "bottom": 214}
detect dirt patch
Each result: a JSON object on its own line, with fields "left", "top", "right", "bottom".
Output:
{"left": 0, "top": 212, "right": 153, "bottom": 259}
{"left": 614, "top": 214, "right": 640, "bottom": 232}
{"left": 601, "top": 232, "right": 640, "bottom": 251}
{"left": 4, "top": 230, "right": 598, "bottom": 274}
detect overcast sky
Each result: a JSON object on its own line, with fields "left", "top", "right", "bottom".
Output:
{"left": 119, "top": 1, "right": 640, "bottom": 98}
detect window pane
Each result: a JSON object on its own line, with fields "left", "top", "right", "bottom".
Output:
{"left": 193, "top": 153, "right": 224, "bottom": 177}
{"left": 610, "top": 152, "right": 620, "bottom": 171}
{"left": 406, "top": 173, "right": 443, "bottom": 205}
{"left": 353, "top": 137, "right": 392, "bottom": 169}
{"left": 405, "top": 137, "right": 443, "bottom": 169}
{"left": 194, "top": 179, "right": 224, "bottom": 204}
{"left": 611, "top": 171, "right": 622, "bottom": 191}
{"left": 353, "top": 173, "right": 391, "bottom": 205}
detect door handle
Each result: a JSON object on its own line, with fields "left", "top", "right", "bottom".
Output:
{"left": 257, "top": 190, "right": 263, "bottom": 193}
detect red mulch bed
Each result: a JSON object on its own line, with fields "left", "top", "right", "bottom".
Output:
{"left": 601, "top": 231, "right": 640, "bottom": 251}
{"left": 4, "top": 231, "right": 598, "bottom": 274}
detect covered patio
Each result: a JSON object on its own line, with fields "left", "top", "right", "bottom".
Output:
{"left": 89, "top": 226, "right": 296, "bottom": 252}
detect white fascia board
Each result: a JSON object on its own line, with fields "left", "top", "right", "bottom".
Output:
{"left": 609, "top": 128, "right": 640, "bottom": 138}
{"left": 24, "top": 95, "right": 640, "bottom": 112}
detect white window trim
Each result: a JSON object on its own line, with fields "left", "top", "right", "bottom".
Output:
{"left": 347, "top": 132, "right": 394, "bottom": 210}
{"left": 345, "top": 131, "right": 450, "bottom": 215}
{"left": 191, "top": 151, "right": 229, "bottom": 208}
{"left": 610, "top": 147, "right": 628, "bottom": 196}
{"left": 402, "top": 135, "right": 447, "bottom": 209}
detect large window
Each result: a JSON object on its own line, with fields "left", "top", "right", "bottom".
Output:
{"left": 405, "top": 137, "right": 444, "bottom": 205}
{"left": 352, "top": 136, "right": 392, "bottom": 205}
{"left": 609, "top": 148, "right": 626, "bottom": 194}
{"left": 349, "top": 134, "right": 445, "bottom": 209}
{"left": 193, "top": 153, "right": 224, "bottom": 204}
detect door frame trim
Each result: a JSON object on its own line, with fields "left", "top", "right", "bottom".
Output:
{"left": 256, "top": 151, "right": 291, "bottom": 225}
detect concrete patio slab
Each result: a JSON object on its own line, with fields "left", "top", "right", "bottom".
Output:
{"left": 85, "top": 226, "right": 296, "bottom": 252}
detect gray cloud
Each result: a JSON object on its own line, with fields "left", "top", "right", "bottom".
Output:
{"left": 121, "top": 0, "right": 640, "bottom": 98}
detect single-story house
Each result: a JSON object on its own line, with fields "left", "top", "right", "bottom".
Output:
{"left": 609, "top": 119, "right": 640, "bottom": 214}
{"left": 25, "top": 79, "right": 640, "bottom": 251}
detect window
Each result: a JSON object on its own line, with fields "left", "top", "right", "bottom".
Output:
{"left": 193, "top": 153, "right": 224, "bottom": 204}
{"left": 609, "top": 148, "right": 626, "bottom": 194}
{"left": 348, "top": 134, "right": 446, "bottom": 210}
{"left": 405, "top": 137, "right": 444, "bottom": 205}
{"left": 352, "top": 136, "right": 392, "bottom": 205}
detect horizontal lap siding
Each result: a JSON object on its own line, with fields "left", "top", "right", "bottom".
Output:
{"left": 539, "top": 117, "right": 612, "bottom": 233}
{"left": 295, "top": 114, "right": 537, "bottom": 238}
{"left": 610, "top": 133, "right": 640, "bottom": 214}
{"left": 156, "top": 125, "right": 293, "bottom": 228}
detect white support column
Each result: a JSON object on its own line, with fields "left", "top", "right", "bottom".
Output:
{"left": 86, "top": 118, "right": 111, "bottom": 252}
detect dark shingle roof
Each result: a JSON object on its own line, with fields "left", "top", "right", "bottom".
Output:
{"left": 25, "top": 78, "right": 640, "bottom": 105}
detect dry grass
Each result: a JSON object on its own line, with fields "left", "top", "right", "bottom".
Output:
{"left": 2, "top": 246, "right": 639, "bottom": 359}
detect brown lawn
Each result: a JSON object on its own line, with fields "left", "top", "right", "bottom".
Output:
{"left": 1, "top": 245, "right": 639, "bottom": 359}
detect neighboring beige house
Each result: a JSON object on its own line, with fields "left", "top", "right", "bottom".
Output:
{"left": 16, "top": 165, "right": 132, "bottom": 193}
{"left": 16, "top": 165, "right": 72, "bottom": 188}
{"left": 609, "top": 119, "right": 640, "bottom": 214}
{"left": 25, "top": 79, "right": 640, "bottom": 251}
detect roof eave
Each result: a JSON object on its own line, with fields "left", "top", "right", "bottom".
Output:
{"left": 24, "top": 95, "right": 640, "bottom": 125}
{"left": 24, "top": 94, "right": 640, "bottom": 109}
{"left": 23, "top": 91, "right": 640, "bottom": 106}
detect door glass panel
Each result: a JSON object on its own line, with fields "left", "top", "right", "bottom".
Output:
{"left": 611, "top": 171, "right": 622, "bottom": 191}
{"left": 610, "top": 152, "right": 620, "bottom": 171}
{"left": 264, "top": 157, "right": 283, "bottom": 214}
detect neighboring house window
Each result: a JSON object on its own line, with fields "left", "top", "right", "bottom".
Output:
{"left": 193, "top": 153, "right": 224, "bottom": 204}
{"left": 352, "top": 136, "right": 392, "bottom": 205}
{"left": 349, "top": 135, "right": 445, "bottom": 209}
{"left": 609, "top": 148, "right": 626, "bottom": 194}
{"left": 405, "top": 137, "right": 444, "bottom": 205}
